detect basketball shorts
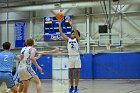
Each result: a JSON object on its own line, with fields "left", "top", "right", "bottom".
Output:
{"left": 68, "top": 55, "right": 81, "bottom": 69}
{"left": 18, "top": 66, "right": 36, "bottom": 81}
{"left": 0, "top": 72, "right": 15, "bottom": 88}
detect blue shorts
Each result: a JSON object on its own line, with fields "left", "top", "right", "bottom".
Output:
{"left": 0, "top": 72, "right": 15, "bottom": 88}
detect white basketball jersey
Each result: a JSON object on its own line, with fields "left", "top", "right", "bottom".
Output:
{"left": 67, "top": 38, "right": 80, "bottom": 55}
{"left": 19, "top": 46, "right": 32, "bottom": 67}
{"left": 20, "top": 47, "right": 26, "bottom": 54}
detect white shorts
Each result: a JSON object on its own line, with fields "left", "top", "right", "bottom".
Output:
{"left": 68, "top": 55, "right": 81, "bottom": 69}
{"left": 18, "top": 66, "right": 36, "bottom": 81}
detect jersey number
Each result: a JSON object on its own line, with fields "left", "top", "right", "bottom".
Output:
{"left": 71, "top": 44, "right": 74, "bottom": 48}
{"left": 21, "top": 50, "right": 25, "bottom": 54}
{"left": 4, "top": 55, "right": 8, "bottom": 62}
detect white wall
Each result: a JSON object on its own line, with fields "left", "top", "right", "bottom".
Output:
{"left": 1, "top": 23, "right": 7, "bottom": 45}
{"left": 0, "top": 24, "right": 2, "bottom": 48}
{"left": 52, "top": 55, "right": 69, "bottom": 79}
{"left": 0, "top": 11, "right": 30, "bottom": 49}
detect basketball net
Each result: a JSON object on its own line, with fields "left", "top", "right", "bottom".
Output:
{"left": 106, "top": 43, "right": 111, "bottom": 50}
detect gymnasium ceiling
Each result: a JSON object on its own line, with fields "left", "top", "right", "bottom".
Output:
{"left": 0, "top": 0, "right": 139, "bottom": 11}
{"left": 0, "top": 0, "right": 139, "bottom": 7}
{"left": 0, "top": 0, "right": 120, "bottom": 8}
{"left": 0, "top": 0, "right": 96, "bottom": 3}
{"left": 0, "top": 0, "right": 135, "bottom": 4}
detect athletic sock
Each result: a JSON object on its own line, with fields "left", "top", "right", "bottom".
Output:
{"left": 71, "top": 86, "right": 74, "bottom": 89}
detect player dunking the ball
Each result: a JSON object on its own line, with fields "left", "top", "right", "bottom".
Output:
{"left": 59, "top": 20, "right": 81, "bottom": 93}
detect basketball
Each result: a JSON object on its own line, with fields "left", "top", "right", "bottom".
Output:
{"left": 55, "top": 12, "right": 64, "bottom": 20}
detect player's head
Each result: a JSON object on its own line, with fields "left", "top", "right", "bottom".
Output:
{"left": 26, "top": 38, "right": 34, "bottom": 46}
{"left": 2, "top": 42, "right": 11, "bottom": 50}
{"left": 71, "top": 30, "right": 80, "bottom": 39}
{"left": 23, "top": 42, "right": 27, "bottom": 47}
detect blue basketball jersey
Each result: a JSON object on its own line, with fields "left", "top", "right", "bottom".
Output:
{"left": 0, "top": 51, "right": 17, "bottom": 72}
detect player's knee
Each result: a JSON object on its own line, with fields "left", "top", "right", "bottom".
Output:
{"left": 12, "top": 90, "right": 18, "bottom": 93}
{"left": 36, "top": 80, "right": 41, "bottom": 85}
{"left": 10, "top": 87, "right": 18, "bottom": 93}
{"left": 34, "top": 79, "right": 41, "bottom": 86}
{"left": 19, "top": 85, "right": 24, "bottom": 92}
{"left": 38, "top": 82, "right": 42, "bottom": 87}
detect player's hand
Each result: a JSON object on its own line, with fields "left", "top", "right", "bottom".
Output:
{"left": 18, "top": 54, "right": 24, "bottom": 61}
{"left": 37, "top": 54, "right": 42, "bottom": 59}
{"left": 54, "top": 48, "right": 61, "bottom": 55}
{"left": 38, "top": 66, "right": 43, "bottom": 73}
{"left": 56, "top": 51, "right": 61, "bottom": 55}
{"left": 68, "top": 19, "right": 72, "bottom": 25}
{"left": 53, "top": 48, "right": 60, "bottom": 53}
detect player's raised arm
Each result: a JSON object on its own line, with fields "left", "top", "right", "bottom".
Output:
{"left": 69, "top": 20, "right": 80, "bottom": 42}
{"left": 58, "top": 20, "right": 68, "bottom": 42}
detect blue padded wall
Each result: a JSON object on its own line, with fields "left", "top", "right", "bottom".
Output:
{"left": 80, "top": 53, "right": 93, "bottom": 79}
{"left": 32, "top": 55, "right": 52, "bottom": 79}
{"left": 93, "top": 53, "right": 140, "bottom": 79}
{"left": 32, "top": 53, "right": 140, "bottom": 79}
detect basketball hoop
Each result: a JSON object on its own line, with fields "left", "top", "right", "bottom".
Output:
{"left": 106, "top": 43, "right": 111, "bottom": 50}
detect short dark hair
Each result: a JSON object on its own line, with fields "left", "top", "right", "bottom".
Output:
{"left": 71, "top": 30, "right": 80, "bottom": 37}
{"left": 26, "top": 38, "right": 34, "bottom": 46}
{"left": 2, "top": 42, "right": 11, "bottom": 50}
